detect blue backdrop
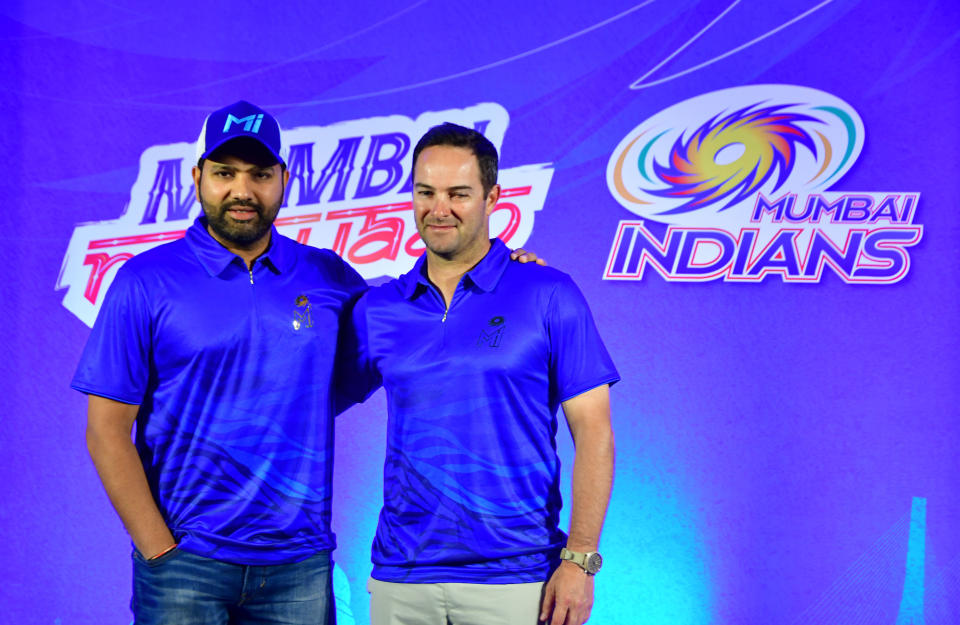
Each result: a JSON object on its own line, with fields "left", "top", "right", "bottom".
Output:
{"left": 2, "top": 1, "right": 958, "bottom": 623}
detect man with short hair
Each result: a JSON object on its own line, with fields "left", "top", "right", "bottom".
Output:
{"left": 72, "top": 101, "right": 366, "bottom": 625}
{"left": 345, "top": 123, "right": 618, "bottom": 625}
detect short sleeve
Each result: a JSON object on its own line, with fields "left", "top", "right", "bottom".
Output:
{"left": 334, "top": 291, "right": 383, "bottom": 412}
{"left": 70, "top": 265, "right": 153, "bottom": 405}
{"left": 546, "top": 275, "right": 620, "bottom": 405}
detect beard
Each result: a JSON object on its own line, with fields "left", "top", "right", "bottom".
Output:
{"left": 199, "top": 192, "right": 281, "bottom": 247}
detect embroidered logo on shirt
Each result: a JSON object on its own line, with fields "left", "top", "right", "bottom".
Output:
{"left": 477, "top": 316, "right": 505, "bottom": 347}
{"left": 293, "top": 295, "right": 313, "bottom": 331}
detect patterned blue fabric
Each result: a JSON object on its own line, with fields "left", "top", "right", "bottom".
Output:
{"left": 349, "top": 239, "right": 619, "bottom": 583}
{"left": 72, "top": 217, "right": 366, "bottom": 564}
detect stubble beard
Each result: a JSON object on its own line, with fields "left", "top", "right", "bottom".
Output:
{"left": 420, "top": 225, "right": 456, "bottom": 258}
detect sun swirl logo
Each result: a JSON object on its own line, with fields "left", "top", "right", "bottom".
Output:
{"left": 645, "top": 104, "right": 819, "bottom": 215}
{"left": 605, "top": 85, "right": 922, "bottom": 284}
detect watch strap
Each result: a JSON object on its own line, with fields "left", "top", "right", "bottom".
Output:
{"left": 559, "top": 547, "right": 602, "bottom": 575}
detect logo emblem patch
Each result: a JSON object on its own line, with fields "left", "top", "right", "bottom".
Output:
{"left": 293, "top": 295, "right": 313, "bottom": 331}
{"left": 477, "top": 316, "right": 505, "bottom": 347}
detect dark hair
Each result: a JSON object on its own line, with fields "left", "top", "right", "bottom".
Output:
{"left": 411, "top": 122, "right": 498, "bottom": 196}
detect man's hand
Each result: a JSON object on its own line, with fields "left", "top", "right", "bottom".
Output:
{"left": 540, "top": 560, "right": 594, "bottom": 625}
{"left": 510, "top": 248, "right": 547, "bottom": 265}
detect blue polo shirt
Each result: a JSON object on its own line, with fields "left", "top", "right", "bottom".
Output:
{"left": 72, "top": 217, "right": 366, "bottom": 565}
{"left": 347, "top": 239, "right": 619, "bottom": 583}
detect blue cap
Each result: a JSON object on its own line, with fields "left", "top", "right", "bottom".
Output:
{"left": 195, "top": 100, "right": 284, "bottom": 166}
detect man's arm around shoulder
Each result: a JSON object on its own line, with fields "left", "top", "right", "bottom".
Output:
{"left": 541, "top": 384, "right": 614, "bottom": 625}
{"left": 86, "top": 395, "right": 176, "bottom": 559}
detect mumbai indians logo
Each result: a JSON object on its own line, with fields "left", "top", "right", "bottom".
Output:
{"left": 58, "top": 103, "right": 554, "bottom": 327}
{"left": 605, "top": 85, "right": 922, "bottom": 284}
{"left": 292, "top": 295, "right": 313, "bottom": 331}
{"left": 224, "top": 113, "right": 264, "bottom": 133}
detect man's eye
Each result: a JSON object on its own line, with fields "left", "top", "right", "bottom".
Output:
{"left": 255, "top": 172, "right": 273, "bottom": 180}
{"left": 214, "top": 171, "right": 232, "bottom": 178}
{"left": 417, "top": 190, "right": 433, "bottom": 197}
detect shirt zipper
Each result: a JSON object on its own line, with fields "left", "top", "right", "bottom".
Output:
{"left": 248, "top": 262, "right": 259, "bottom": 333}
{"left": 440, "top": 299, "right": 448, "bottom": 347}
{"left": 440, "top": 277, "right": 465, "bottom": 322}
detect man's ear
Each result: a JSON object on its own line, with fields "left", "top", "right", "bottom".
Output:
{"left": 485, "top": 184, "right": 501, "bottom": 216}
{"left": 192, "top": 165, "right": 202, "bottom": 202}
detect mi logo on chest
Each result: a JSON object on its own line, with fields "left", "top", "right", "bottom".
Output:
{"left": 223, "top": 113, "right": 264, "bottom": 134}
{"left": 477, "top": 316, "right": 505, "bottom": 347}
{"left": 293, "top": 295, "right": 313, "bottom": 331}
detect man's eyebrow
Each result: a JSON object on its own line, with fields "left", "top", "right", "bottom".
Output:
{"left": 209, "top": 162, "right": 273, "bottom": 173}
{"left": 413, "top": 182, "right": 475, "bottom": 192}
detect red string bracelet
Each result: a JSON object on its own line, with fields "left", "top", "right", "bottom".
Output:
{"left": 148, "top": 543, "right": 178, "bottom": 560}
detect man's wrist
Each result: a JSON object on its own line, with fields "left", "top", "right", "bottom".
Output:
{"left": 559, "top": 560, "right": 588, "bottom": 574}
{"left": 559, "top": 547, "right": 603, "bottom": 575}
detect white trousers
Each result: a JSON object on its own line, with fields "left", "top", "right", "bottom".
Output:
{"left": 368, "top": 577, "right": 545, "bottom": 625}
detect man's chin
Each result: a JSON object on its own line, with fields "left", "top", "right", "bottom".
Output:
{"left": 420, "top": 233, "right": 457, "bottom": 254}
{"left": 423, "top": 242, "right": 456, "bottom": 257}
{"left": 210, "top": 219, "right": 270, "bottom": 247}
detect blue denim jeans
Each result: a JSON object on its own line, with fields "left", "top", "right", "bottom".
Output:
{"left": 131, "top": 548, "right": 336, "bottom": 625}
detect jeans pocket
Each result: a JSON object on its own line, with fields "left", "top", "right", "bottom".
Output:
{"left": 133, "top": 545, "right": 183, "bottom": 568}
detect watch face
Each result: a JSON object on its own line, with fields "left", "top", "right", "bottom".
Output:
{"left": 586, "top": 552, "right": 603, "bottom": 573}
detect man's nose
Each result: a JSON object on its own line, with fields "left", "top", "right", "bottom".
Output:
{"left": 432, "top": 195, "right": 451, "bottom": 217}
{"left": 230, "top": 174, "right": 253, "bottom": 200}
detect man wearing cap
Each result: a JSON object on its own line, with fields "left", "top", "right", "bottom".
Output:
{"left": 72, "top": 101, "right": 365, "bottom": 624}
{"left": 344, "top": 123, "right": 618, "bottom": 625}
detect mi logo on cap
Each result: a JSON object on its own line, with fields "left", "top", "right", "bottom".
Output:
{"left": 223, "top": 113, "right": 264, "bottom": 134}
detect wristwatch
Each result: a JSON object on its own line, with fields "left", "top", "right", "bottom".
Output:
{"left": 559, "top": 547, "right": 603, "bottom": 575}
